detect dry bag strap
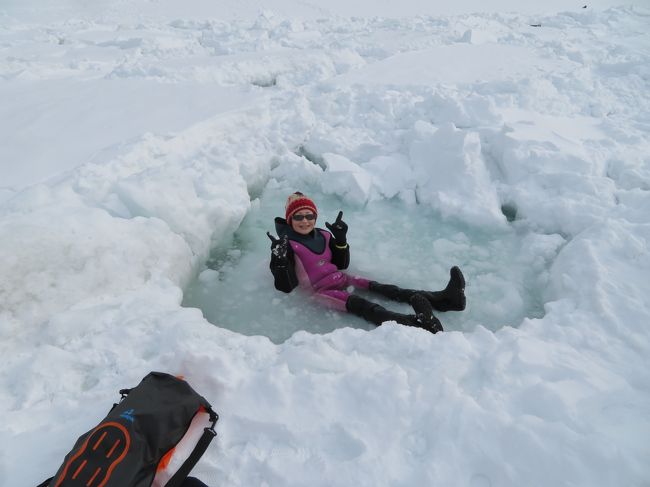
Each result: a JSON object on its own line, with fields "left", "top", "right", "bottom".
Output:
{"left": 165, "top": 409, "right": 219, "bottom": 487}
{"left": 107, "top": 388, "right": 131, "bottom": 413}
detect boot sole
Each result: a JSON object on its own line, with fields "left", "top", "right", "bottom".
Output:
{"left": 409, "top": 294, "right": 443, "bottom": 333}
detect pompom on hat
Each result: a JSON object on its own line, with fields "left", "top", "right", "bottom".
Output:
{"left": 285, "top": 192, "right": 318, "bottom": 223}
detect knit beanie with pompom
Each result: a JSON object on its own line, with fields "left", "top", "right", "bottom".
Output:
{"left": 285, "top": 192, "right": 318, "bottom": 223}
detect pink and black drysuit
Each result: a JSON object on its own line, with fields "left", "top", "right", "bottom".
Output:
{"left": 269, "top": 216, "right": 467, "bottom": 333}
{"left": 269, "top": 217, "right": 369, "bottom": 312}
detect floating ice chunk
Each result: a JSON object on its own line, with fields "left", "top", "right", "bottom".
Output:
{"left": 409, "top": 122, "right": 505, "bottom": 227}
{"left": 320, "top": 153, "right": 372, "bottom": 205}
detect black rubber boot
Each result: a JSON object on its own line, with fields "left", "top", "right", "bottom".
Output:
{"left": 346, "top": 294, "right": 442, "bottom": 334}
{"left": 420, "top": 266, "right": 466, "bottom": 312}
{"left": 409, "top": 293, "right": 444, "bottom": 333}
{"left": 368, "top": 266, "right": 466, "bottom": 312}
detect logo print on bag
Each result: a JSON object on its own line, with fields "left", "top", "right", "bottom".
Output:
{"left": 54, "top": 422, "right": 131, "bottom": 487}
{"left": 119, "top": 409, "right": 135, "bottom": 423}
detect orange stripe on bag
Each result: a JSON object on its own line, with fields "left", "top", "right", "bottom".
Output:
{"left": 72, "top": 460, "right": 87, "bottom": 479}
{"left": 93, "top": 432, "right": 107, "bottom": 451}
{"left": 157, "top": 447, "right": 175, "bottom": 472}
{"left": 87, "top": 467, "right": 102, "bottom": 486}
{"left": 106, "top": 439, "right": 121, "bottom": 458}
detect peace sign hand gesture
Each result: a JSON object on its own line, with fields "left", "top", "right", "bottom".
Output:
{"left": 325, "top": 211, "right": 348, "bottom": 245}
{"left": 267, "top": 232, "right": 290, "bottom": 265}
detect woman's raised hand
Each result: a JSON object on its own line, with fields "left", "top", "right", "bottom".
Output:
{"left": 267, "top": 232, "right": 289, "bottom": 264}
{"left": 325, "top": 211, "right": 348, "bottom": 244}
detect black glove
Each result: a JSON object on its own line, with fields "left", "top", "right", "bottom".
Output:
{"left": 325, "top": 211, "right": 348, "bottom": 245}
{"left": 267, "top": 232, "right": 290, "bottom": 266}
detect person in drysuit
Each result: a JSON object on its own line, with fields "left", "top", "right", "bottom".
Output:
{"left": 267, "top": 192, "right": 466, "bottom": 333}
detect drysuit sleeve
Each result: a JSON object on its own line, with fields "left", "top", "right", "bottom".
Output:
{"left": 329, "top": 235, "right": 350, "bottom": 270}
{"left": 269, "top": 246, "right": 299, "bottom": 293}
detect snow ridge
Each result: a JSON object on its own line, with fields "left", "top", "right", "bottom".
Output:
{"left": 1, "top": 5, "right": 650, "bottom": 487}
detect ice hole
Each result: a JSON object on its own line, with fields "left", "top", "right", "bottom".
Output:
{"left": 500, "top": 203, "right": 518, "bottom": 222}
{"left": 183, "top": 186, "right": 561, "bottom": 343}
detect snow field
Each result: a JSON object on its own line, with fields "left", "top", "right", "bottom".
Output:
{"left": 1, "top": 3, "right": 650, "bottom": 486}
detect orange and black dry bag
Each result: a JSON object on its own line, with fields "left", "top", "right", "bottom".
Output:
{"left": 44, "top": 372, "right": 218, "bottom": 487}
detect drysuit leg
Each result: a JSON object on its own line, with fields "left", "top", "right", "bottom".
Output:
{"left": 345, "top": 294, "right": 443, "bottom": 334}
{"left": 369, "top": 266, "right": 466, "bottom": 312}
{"left": 312, "top": 273, "right": 371, "bottom": 312}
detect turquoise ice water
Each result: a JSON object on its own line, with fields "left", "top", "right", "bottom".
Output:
{"left": 183, "top": 184, "right": 556, "bottom": 343}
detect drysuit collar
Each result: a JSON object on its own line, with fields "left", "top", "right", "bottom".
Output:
{"left": 274, "top": 217, "right": 326, "bottom": 254}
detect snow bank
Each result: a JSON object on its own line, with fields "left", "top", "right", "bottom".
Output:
{"left": 1, "top": 3, "right": 650, "bottom": 487}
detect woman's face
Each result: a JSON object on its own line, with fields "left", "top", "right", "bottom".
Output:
{"left": 290, "top": 209, "right": 316, "bottom": 235}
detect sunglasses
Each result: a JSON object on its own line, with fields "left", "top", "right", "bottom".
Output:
{"left": 292, "top": 214, "right": 316, "bottom": 221}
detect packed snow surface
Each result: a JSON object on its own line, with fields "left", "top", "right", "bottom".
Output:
{"left": 1, "top": 1, "right": 650, "bottom": 486}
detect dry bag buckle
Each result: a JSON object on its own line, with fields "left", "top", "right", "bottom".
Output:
{"left": 206, "top": 411, "right": 219, "bottom": 436}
